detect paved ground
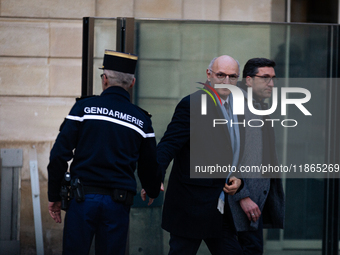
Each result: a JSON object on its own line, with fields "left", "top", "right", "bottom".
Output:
{"left": 21, "top": 247, "right": 333, "bottom": 255}
{"left": 196, "top": 242, "right": 324, "bottom": 255}
{"left": 265, "top": 251, "right": 322, "bottom": 255}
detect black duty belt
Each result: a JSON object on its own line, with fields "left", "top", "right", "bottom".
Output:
{"left": 83, "top": 186, "right": 134, "bottom": 206}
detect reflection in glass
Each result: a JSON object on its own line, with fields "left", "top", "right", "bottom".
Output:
{"left": 135, "top": 19, "right": 332, "bottom": 254}
{"left": 93, "top": 19, "right": 117, "bottom": 95}
{"left": 87, "top": 18, "right": 336, "bottom": 254}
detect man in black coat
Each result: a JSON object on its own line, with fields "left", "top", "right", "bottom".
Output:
{"left": 157, "top": 55, "right": 244, "bottom": 255}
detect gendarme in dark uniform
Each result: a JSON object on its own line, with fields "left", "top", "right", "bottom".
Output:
{"left": 47, "top": 50, "right": 161, "bottom": 255}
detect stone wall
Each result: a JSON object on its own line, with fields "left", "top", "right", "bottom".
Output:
{"left": 0, "top": 0, "right": 277, "bottom": 254}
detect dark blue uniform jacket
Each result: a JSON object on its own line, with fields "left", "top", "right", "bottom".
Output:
{"left": 48, "top": 86, "right": 161, "bottom": 202}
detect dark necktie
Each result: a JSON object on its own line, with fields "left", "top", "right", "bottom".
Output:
{"left": 224, "top": 101, "right": 231, "bottom": 117}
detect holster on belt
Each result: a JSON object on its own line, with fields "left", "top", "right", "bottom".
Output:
{"left": 83, "top": 186, "right": 134, "bottom": 206}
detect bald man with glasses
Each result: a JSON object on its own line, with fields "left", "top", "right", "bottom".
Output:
{"left": 157, "top": 55, "right": 245, "bottom": 255}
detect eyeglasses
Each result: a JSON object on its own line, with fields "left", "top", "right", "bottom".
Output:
{"left": 100, "top": 73, "right": 106, "bottom": 79}
{"left": 209, "top": 70, "right": 239, "bottom": 82}
{"left": 253, "top": 75, "right": 278, "bottom": 84}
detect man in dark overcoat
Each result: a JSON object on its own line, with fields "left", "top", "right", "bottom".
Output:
{"left": 157, "top": 55, "right": 244, "bottom": 255}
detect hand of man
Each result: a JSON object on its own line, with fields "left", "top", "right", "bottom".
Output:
{"left": 141, "top": 183, "right": 164, "bottom": 206}
{"left": 48, "top": 201, "right": 62, "bottom": 223}
{"left": 223, "top": 176, "right": 242, "bottom": 195}
{"left": 240, "top": 197, "right": 261, "bottom": 222}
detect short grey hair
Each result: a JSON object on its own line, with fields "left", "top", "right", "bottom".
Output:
{"left": 104, "top": 70, "right": 134, "bottom": 88}
{"left": 207, "top": 56, "right": 240, "bottom": 75}
{"left": 208, "top": 57, "right": 218, "bottom": 72}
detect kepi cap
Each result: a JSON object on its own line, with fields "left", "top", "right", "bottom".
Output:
{"left": 99, "top": 50, "right": 138, "bottom": 74}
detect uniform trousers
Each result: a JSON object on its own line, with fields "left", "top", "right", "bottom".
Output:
{"left": 63, "top": 194, "right": 130, "bottom": 255}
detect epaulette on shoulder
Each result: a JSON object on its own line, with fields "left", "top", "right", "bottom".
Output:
{"left": 76, "top": 95, "right": 98, "bottom": 102}
{"left": 136, "top": 105, "right": 152, "bottom": 118}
